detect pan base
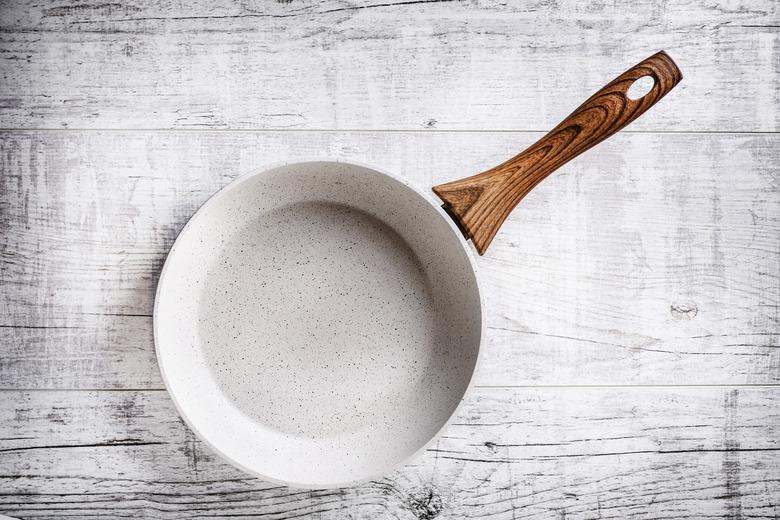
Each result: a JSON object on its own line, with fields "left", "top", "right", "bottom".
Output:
{"left": 199, "top": 201, "right": 441, "bottom": 438}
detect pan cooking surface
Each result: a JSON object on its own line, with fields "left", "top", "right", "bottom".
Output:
{"left": 199, "top": 201, "right": 441, "bottom": 437}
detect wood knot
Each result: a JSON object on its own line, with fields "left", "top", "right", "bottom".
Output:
{"left": 670, "top": 302, "right": 698, "bottom": 320}
{"left": 407, "top": 487, "right": 443, "bottom": 520}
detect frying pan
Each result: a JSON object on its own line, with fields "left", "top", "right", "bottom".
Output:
{"left": 154, "top": 51, "right": 682, "bottom": 487}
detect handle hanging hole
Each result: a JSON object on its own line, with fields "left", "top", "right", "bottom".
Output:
{"left": 627, "top": 75, "right": 655, "bottom": 100}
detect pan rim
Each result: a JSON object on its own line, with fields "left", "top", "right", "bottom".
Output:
{"left": 153, "top": 158, "right": 487, "bottom": 489}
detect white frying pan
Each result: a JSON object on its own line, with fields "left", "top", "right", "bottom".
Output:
{"left": 154, "top": 52, "right": 681, "bottom": 487}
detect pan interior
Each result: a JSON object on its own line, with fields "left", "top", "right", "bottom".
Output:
{"left": 199, "top": 201, "right": 439, "bottom": 437}
{"left": 155, "top": 161, "right": 482, "bottom": 487}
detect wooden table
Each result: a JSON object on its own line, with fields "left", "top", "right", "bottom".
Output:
{"left": 1, "top": 1, "right": 778, "bottom": 518}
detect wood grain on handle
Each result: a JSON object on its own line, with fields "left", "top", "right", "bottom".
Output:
{"left": 433, "top": 51, "right": 683, "bottom": 255}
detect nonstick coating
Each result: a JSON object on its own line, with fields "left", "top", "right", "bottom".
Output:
{"left": 154, "top": 161, "right": 484, "bottom": 487}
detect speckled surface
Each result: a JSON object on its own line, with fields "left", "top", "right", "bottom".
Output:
{"left": 201, "top": 201, "right": 439, "bottom": 437}
{"left": 154, "top": 161, "right": 483, "bottom": 487}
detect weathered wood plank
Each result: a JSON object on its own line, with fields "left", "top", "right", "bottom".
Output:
{"left": 1, "top": 130, "right": 778, "bottom": 388}
{"left": 0, "top": 387, "right": 778, "bottom": 519}
{"left": 1, "top": 1, "right": 777, "bottom": 518}
{"left": 0, "top": 0, "right": 778, "bottom": 131}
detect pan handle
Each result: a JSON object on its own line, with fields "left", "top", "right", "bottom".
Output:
{"left": 433, "top": 50, "right": 682, "bottom": 255}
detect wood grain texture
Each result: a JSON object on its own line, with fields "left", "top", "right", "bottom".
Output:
{"left": 434, "top": 51, "right": 683, "bottom": 254}
{"left": 1, "top": 387, "right": 778, "bottom": 519}
{"left": 0, "top": 0, "right": 777, "bottom": 131}
{"left": 1, "top": 130, "right": 778, "bottom": 389}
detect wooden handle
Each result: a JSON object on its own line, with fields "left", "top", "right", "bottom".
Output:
{"left": 433, "top": 51, "right": 682, "bottom": 255}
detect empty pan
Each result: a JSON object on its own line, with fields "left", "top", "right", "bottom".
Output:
{"left": 155, "top": 52, "right": 681, "bottom": 487}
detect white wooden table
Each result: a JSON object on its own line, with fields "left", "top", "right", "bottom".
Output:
{"left": 1, "top": 1, "right": 778, "bottom": 518}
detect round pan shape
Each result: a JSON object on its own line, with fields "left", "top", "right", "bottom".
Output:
{"left": 155, "top": 161, "right": 483, "bottom": 487}
{"left": 155, "top": 52, "right": 681, "bottom": 488}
